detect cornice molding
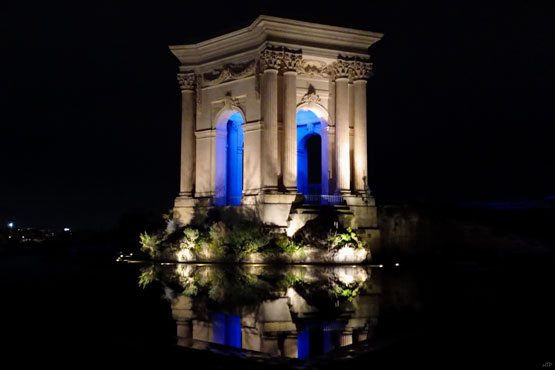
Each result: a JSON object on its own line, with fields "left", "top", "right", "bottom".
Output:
{"left": 169, "top": 15, "right": 382, "bottom": 67}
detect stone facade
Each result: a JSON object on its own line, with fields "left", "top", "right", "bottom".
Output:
{"left": 169, "top": 16, "right": 382, "bottom": 246}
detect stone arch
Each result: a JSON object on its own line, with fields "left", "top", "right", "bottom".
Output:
{"left": 214, "top": 106, "right": 246, "bottom": 206}
{"left": 296, "top": 103, "right": 330, "bottom": 197}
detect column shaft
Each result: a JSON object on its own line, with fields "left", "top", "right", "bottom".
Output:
{"left": 180, "top": 90, "right": 195, "bottom": 196}
{"left": 283, "top": 71, "right": 297, "bottom": 191}
{"left": 353, "top": 80, "right": 368, "bottom": 193}
{"left": 262, "top": 69, "right": 279, "bottom": 190}
{"left": 335, "top": 77, "right": 350, "bottom": 193}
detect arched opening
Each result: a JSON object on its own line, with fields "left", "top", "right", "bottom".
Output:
{"left": 306, "top": 135, "right": 321, "bottom": 194}
{"left": 215, "top": 111, "right": 244, "bottom": 206}
{"left": 297, "top": 109, "right": 322, "bottom": 197}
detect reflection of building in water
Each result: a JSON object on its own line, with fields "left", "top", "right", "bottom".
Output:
{"left": 168, "top": 266, "right": 380, "bottom": 358}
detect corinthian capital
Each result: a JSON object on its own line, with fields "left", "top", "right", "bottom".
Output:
{"left": 333, "top": 56, "right": 353, "bottom": 79}
{"left": 259, "top": 45, "right": 283, "bottom": 71}
{"left": 177, "top": 72, "right": 196, "bottom": 91}
{"left": 350, "top": 58, "right": 373, "bottom": 81}
{"left": 282, "top": 48, "right": 302, "bottom": 72}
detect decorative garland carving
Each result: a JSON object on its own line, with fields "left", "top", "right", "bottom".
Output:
{"left": 177, "top": 72, "right": 196, "bottom": 91}
{"left": 296, "top": 59, "right": 330, "bottom": 77}
{"left": 202, "top": 60, "right": 256, "bottom": 87}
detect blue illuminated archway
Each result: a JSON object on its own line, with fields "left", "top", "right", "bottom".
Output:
{"left": 297, "top": 109, "right": 323, "bottom": 196}
{"left": 215, "top": 111, "right": 244, "bottom": 206}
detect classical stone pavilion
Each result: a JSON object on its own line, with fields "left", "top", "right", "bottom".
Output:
{"left": 170, "top": 16, "right": 382, "bottom": 245}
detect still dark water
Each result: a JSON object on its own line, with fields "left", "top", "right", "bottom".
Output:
{"left": 2, "top": 247, "right": 553, "bottom": 369}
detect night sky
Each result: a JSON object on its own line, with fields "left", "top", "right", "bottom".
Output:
{"left": 2, "top": 2, "right": 554, "bottom": 231}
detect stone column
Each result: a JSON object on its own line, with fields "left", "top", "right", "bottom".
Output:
{"left": 171, "top": 296, "right": 195, "bottom": 340}
{"left": 260, "top": 46, "right": 282, "bottom": 192}
{"left": 340, "top": 329, "right": 353, "bottom": 346}
{"left": 351, "top": 59, "right": 373, "bottom": 194}
{"left": 282, "top": 48, "right": 302, "bottom": 192}
{"left": 334, "top": 57, "right": 352, "bottom": 194}
{"left": 177, "top": 72, "right": 196, "bottom": 197}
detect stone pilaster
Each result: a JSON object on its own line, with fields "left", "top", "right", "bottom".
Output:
{"left": 351, "top": 58, "right": 372, "bottom": 193}
{"left": 340, "top": 329, "right": 353, "bottom": 346}
{"left": 177, "top": 72, "right": 196, "bottom": 197}
{"left": 282, "top": 48, "right": 302, "bottom": 192}
{"left": 334, "top": 57, "right": 352, "bottom": 194}
{"left": 260, "top": 46, "right": 282, "bottom": 192}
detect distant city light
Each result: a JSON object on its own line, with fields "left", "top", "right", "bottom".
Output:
{"left": 8, "top": 222, "right": 13, "bottom": 228}
{"left": 395, "top": 263, "right": 400, "bottom": 267}
{"left": 63, "top": 228, "right": 70, "bottom": 232}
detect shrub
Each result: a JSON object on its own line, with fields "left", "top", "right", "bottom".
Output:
{"left": 139, "top": 232, "right": 163, "bottom": 257}
{"left": 327, "top": 227, "right": 365, "bottom": 251}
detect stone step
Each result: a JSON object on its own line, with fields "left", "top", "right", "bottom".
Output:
{"left": 291, "top": 205, "right": 353, "bottom": 215}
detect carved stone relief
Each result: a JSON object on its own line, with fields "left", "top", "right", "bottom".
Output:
{"left": 282, "top": 48, "right": 302, "bottom": 72}
{"left": 296, "top": 59, "right": 330, "bottom": 77}
{"left": 202, "top": 60, "right": 256, "bottom": 87}
{"left": 259, "top": 45, "right": 284, "bottom": 71}
{"left": 177, "top": 72, "right": 196, "bottom": 91}
{"left": 350, "top": 58, "right": 373, "bottom": 81}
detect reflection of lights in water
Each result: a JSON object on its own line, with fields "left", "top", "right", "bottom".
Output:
{"left": 334, "top": 246, "right": 367, "bottom": 263}
{"left": 335, "top": 266, "right": 368, "bottom": 286}
{"left": 176, "top": 249, "right": 194, "bottom": 262}
{"left": 176, "top": 264, "right": 194, "bottom": 278}
{"left": 337, "top": 271, "right": 355, "bottom": 285}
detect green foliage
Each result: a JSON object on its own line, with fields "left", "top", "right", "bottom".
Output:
{"left": 276, "top": 271, "right": 305, "bottom": 289}
{"left": 139, "top": 232, "right": 163, "bottom": 257}
{"left": 331, "top": 285, "right": 361, "bottom": 302}
{"left": 327, "top": 227, "right": 365, "bottom": 251}
{"left": 182, "top": 227, "right": 200, "bottom": 248}
{"left": 140, "top": 209, "right": 369, "bottom": 261}
{"left": 138, "top": 266, "right": 155, "bottom": 288}
{"left": 275, "top": 235, "right": 304, "bottom": 254}
{"left": 224, "top": 222, "right": 269, "bottom": 257}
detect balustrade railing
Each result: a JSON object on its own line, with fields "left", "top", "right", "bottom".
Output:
{"left": 303, "top": 194, "right": 345, "bottom": 205}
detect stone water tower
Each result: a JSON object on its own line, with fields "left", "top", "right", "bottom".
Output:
{"left": 170, "top": 16, "right": 382, "bottom": 247}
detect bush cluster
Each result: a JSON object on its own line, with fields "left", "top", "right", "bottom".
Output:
{"left": 139, "top": 211, "right": 366, "bottom": 261}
